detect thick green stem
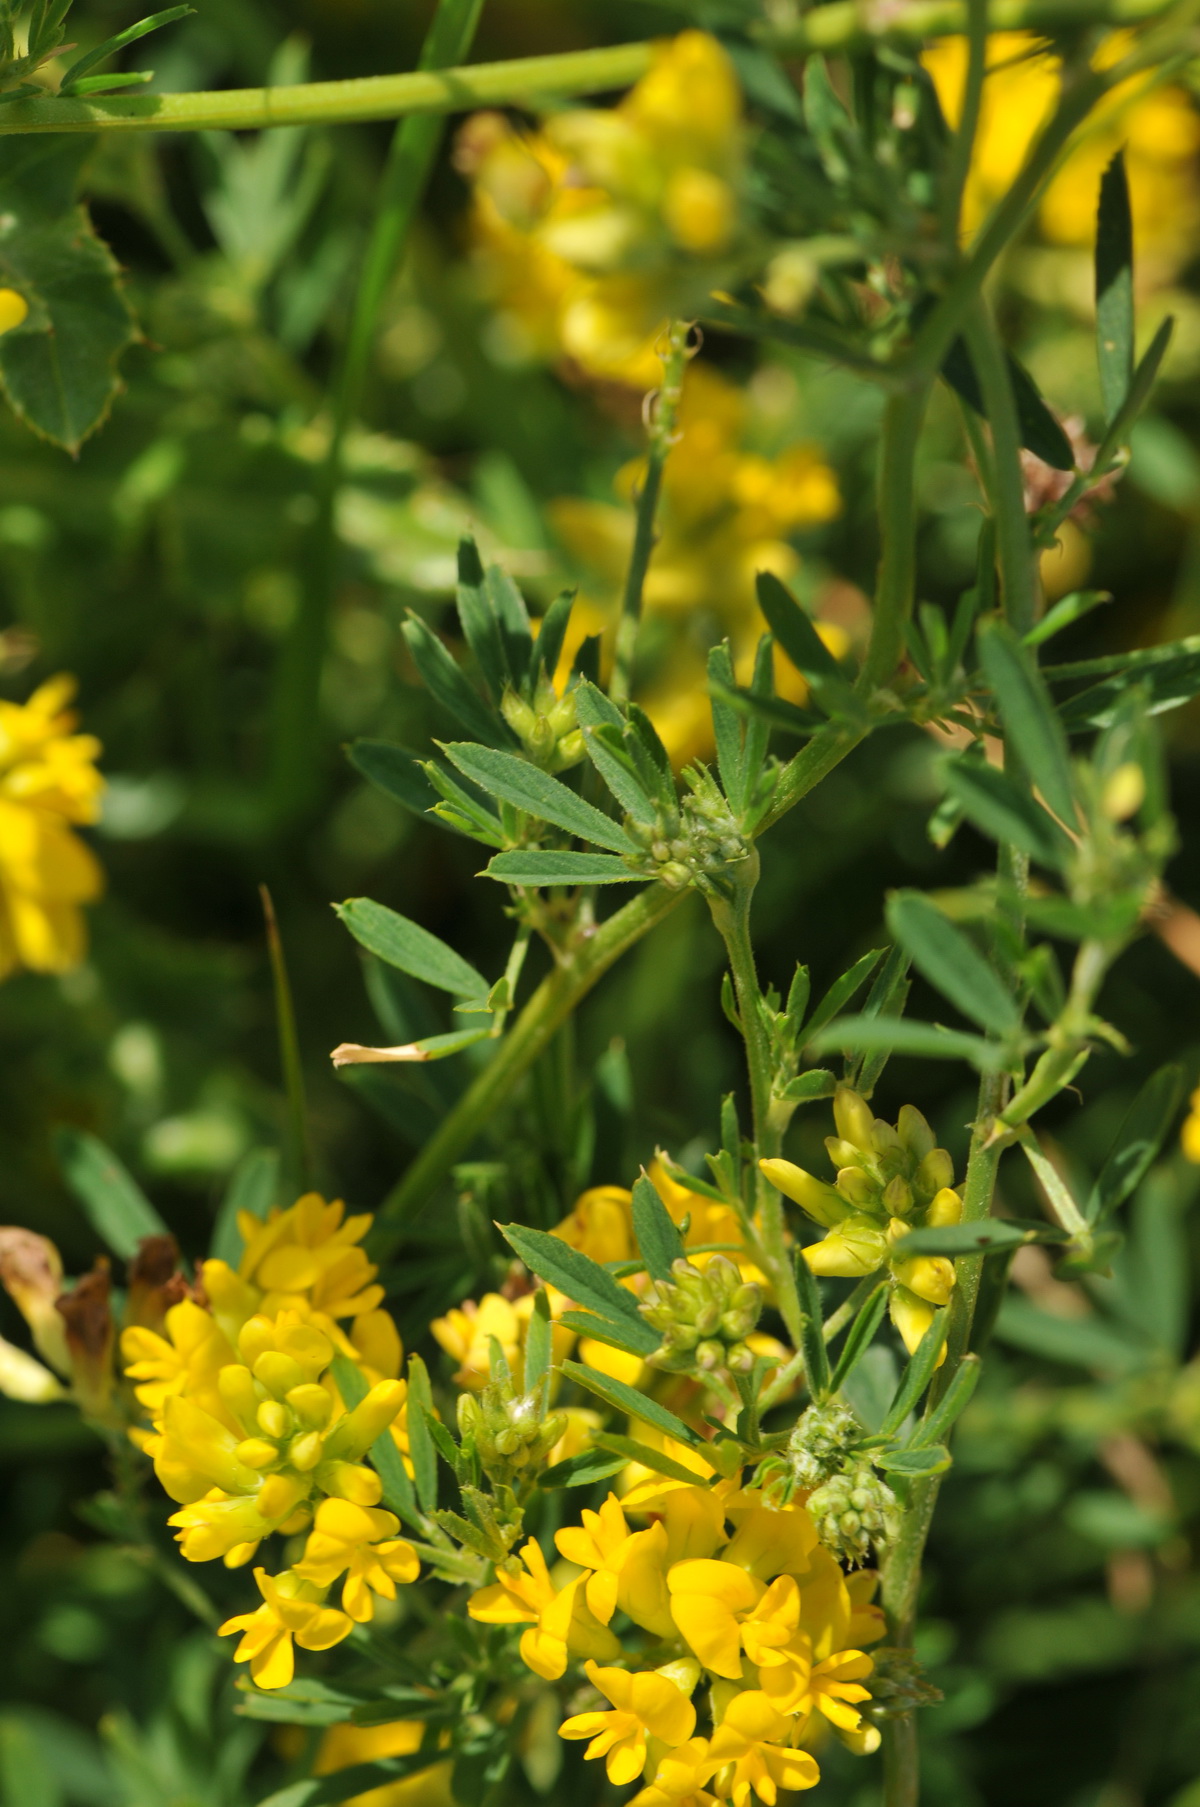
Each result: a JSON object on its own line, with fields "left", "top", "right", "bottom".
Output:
{"left": 269, "top": 0, "right": 484, "bottom": 821}
{"left": 860, "top": 384, "right": 934, "bottom": 693}
{"left": 882, "top": 1700, "right": 922, "bottom": 1807}
{"left": 963, "top": 302, "right": 1038, "bottom": 635}
{"left": 611, "top": 321, "right": 690, "bottom": 707}
{"left": 707, "top": 857, "right": 805, "bottom": 1353}
{"left": 0, "top": 0, "right": 1179, "bottom": 135}
{"left": 940, "top": 0, "right": 989, "bottom": 246}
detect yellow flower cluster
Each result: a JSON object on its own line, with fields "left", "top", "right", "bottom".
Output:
{"left": 762, "top": 1086, "right": 961, "bottom": 1356}
{"left": 551, "top": 362, "right": 844, "bottom": 766}
{"left": 925, "top": 33, "right": 1200, "bottom": 275}
{"left": 119, "top": 1192, "right": 418, "bottom": 1690}
{"left": 0, "top": 674, "right": 104, "bottom": 978}
{"left": 469, "top": 1479, "right": 882, "bottom": 1799}
{"left": 457, "top": 32, "right": 749, "bottom": 387}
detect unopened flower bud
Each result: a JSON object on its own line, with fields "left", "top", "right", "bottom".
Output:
{"left": 917, "top": 1148, "right": 955, "bottom": 1196}
{"left": 925, "top": 1187, "right": 962, "bottom": 1227}
{"left": 897, "top": 1104, "right": 935, "bottom": 1160}
{"left": 834, "top": 1086, "right": 876, "bottom": 1151}
{"left": 804, "top": 1218, "right": 888, "bottom": 1279}
{"left": 759, "top": 1158, "right": 849, "bottom": 1227}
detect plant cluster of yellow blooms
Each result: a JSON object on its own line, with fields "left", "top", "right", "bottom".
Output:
{"left": 763, "top": 1087, "right": 961, "bottom": 1358}
{"left": 120, "top": 1195, "right": 417, "bottom": 1687}
{"left": 0, "top": 1132, "right": 897, "bottom": 1797}
{"left": 471, "top": 1483, "right": 882, "bottom": 1802}
{"left": 0, "top": 674, "right": 104, "bottom": 978}
{"left": 457, "top": 31, "right": 749, "bottom": 388}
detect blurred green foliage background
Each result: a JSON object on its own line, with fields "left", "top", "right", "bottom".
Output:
{"left": 3, "top": 3, "right": 1200, "bottom": 1806}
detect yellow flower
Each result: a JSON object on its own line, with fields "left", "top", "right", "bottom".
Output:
{"left": 1181, "top": 1087, "right": 1200, "bottom": 1162}
{"left": 550, "top": 364, "right": 842, "bottom": 767}
{"left": 460, "top": 33, "right": 747, "bottom": 387}
{"left": 315, "top": 1722, "right": 454, "bottom": 1807}
{"left": 667, "top": 1561, "right": 802, "bottom": 1680}
{"left": 557, "top": 1496, "right": 677, "bottom": 1638}
{"left": 552, "top": 1185, "right": 636, "bottom": 1264}
{"left": 705, "top": 1691, "right": 820, "bottom": 1804}
{"left": 0, "top": 674, "right": 104, "bottom": 977}
{"left": 237, "top": 1192, "right": 383, "bottom": 1321}
{"left": 218, "top": 1566, "right": 353, "bottom": 1690}
{"left": 629, "top": 1739, "right": 718, "bottom": 1807}
{"left": 121, "top": 1296, "right": 237, "bottom": 1422}
{"left": 294, "top": 1499, "right": 419, "bottom": 1622}
{"left": 559, "top": 1660, "right": 697, "bottom": 1786}
{"left": 924, "top": 34, "right": 1200, "bottom": 274}
{"left": 467, "top": 1537, "right": 621, "bottom": 1679}
{"left": 431, "top": 1292, "right": 523, "bottom": 1389}
{"left": 0, "top": 290, "right": 28, "bottom": 335}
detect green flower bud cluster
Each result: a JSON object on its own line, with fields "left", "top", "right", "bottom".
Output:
{"left": 457, "top": 1378, "right": 566, "bottom": 1484}
{"left": 862, "top": 1646, "right": 944, "bottom": 1715}
{"left": 500, "top": 678, "right": 586, "bottom": 772}
{"left": 640, "top": 1253, "right": 762, "bottom": 1374}
{"left": 806, "top": 1459, "right": 902, "bottom": 1565}
{"left": 624, "top": 769, "right": 751, "bottom": 892}
{"left": 786, "top": 1400, "right": 862, "bottom": 1489}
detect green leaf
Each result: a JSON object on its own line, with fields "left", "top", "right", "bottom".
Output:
{"left": 941, "top": 335, "right": 1074, "bottom": 470}
{"left": 880, "top": 1310, "right": 948, "bottom": 1435}
{"left": 560, "top": 1357, "right": 705, "bottom": 1448}
{"left": 631, "top": 1173, "right": 684, "bottom": 1282}
{"left": 801, "top": 948, "right": 885, "bottom": 1042}
{"left": 976, "top": 618, "right": 1077, "bottom": 824}
{"left": 1095, "top": 151, "right": 1134, "bottom": 423}
{"left": 402, "top": 613, "right": 515, "bottom": 749}
{"left": 574, "top": 683, "right": 657, "bottom": 823}
{"left": 847, "top": 942, "right": 912, "bottom": 1096}
{"left": 523, "top": 1288, "right": 553, "bottom": 1408}
{"left": 233, "top": 1678, "right": 367, "bottom": 1727}
{"left": 793, "top": 1249, "right": 830, "bottom": 1400}
{"left": 893, "top": 1220, "right": 1069, "bottom": 1257}
{"left": 256, "top": 1755, "right": 443, "bottom": 1807}
{"left": 886, "top": 891, "right": 1021, "bottom": 1036}
{"left": 1050, "top": 635, "right": 1200, "bottom": 731}
{"left": 530, "top": 590, "right": 575, "bottom": 686}
{"left": 405, "top": 1354, "right": 438, "bottom": 1513}
{"left": 755, "top": 572, "right": 843, "bottom": 683}
{"left": 941, "top": 759, "right": 1072, "bottom": 870}
{"left": 0, "top": 138, "right": 138, "bottom": 452}
{"left": 54, "top": 1127, "right": 167, "bottom": 1261}
{"left": 877, "top": 1443, "right": 952, "bottom": 1477}
{"left": 442, "top": 743, "right": 633, "bottom": 853}
{"left": 538, "top": 1448, "right": 628, "bottom": 1489}
{"left": 829, "top": 1282, "right": 889, "bottom": 1393}
{"left": 211, "top": 1147, "right": 279, "bottom": 1266}
{"left": 483, "top": 850, "right": 641, "bottom": 886}
{"left": 348, "top": 740, "right": 438, "bottom": 818}
{"left": 1022, "top": 590, "right": 1111, "bottom": 649}
{"left": 812, "top": 1014, "right": 1005, "bottom": 1069}
{"left": 912, "top": 1351, "right": 981, "bottom": 1446}
{"left": 1086, "top": 1063, "right": 1184, "bottom": 1224}
{"left": 499, "top": 1223, "right": 653, "bottom": 1340}
{"left": 594, "top": 1432, "right": 709, "bottom": 1484}
{"left": 0, "top": 1715, "right": 63, "bottom": 1807}
{"left": 455, "top": 537, "right": 509, "bottom": 699}
{"left": 708, "top": 641, "right": 745, "bottom": 810}
{"left": 994, "top": 1296, "right": 1147, "bottom": 1373}
{"left": 335, "top": 898, "right": 486, "bottom": 998}
{"left": 708, "top": 681, "right": 824, "bottom": 739}
{"left": 59, "top": 5, "right": 192, "bottom": 91}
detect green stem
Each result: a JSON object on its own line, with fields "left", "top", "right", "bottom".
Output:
{"left": 860, "top": 383, "right": 933, "bottom": 694}
{"left": 610, "top": 320, "right": 690, "bottom": 707}
{"left": 260, "top": 883, "right": 313, "bottom": 1194}
{"left": 268, "top": 0, "right": 485, "bottom": 822}
{"left": 940, "top": 0, "right": 989, "bottom": 246}
{"left": 707, "top": 856, "right": 805, "bottom": 1352}
{"left": 962, "top": 302, "right": 1038, "bottom": 635}
{"left": 882, "top": 1707, "right": 922, "bottom": 1807}
{"left": 369, "top": 881, "right": 680, "bottom": 1252}
{"left": 0, "top": 0, "right": 1179, "bottom": 136}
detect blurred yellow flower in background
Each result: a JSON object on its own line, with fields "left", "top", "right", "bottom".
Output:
{"left": 0, "top": 673, "right": 104, "bottom": 977}
{"left": 457, "top": 32, "right": 750, "bottom": 385}
{"left": 925, "top": 34, "right": 1200, "bottom": 277}
{"left": 549, "top": 363, "right": 844, "bottom": 764}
